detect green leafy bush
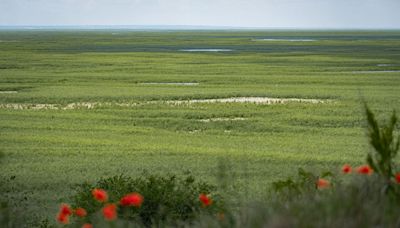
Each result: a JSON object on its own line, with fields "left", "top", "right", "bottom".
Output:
{"left": 365, "top": 105, "right": 400, "bottom": 194}
{"left": 70, "top": 173, "right": 222, "bottom": 226}
{"left": 225, "top": 175, "right": 400, "bottom": 228}
{"left": 265, "top": 105, "right": 400, "bottom": 227}
{"left": 272, "top": 168, "right": 334, "bottom": 198}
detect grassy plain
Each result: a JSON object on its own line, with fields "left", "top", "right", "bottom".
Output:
{"left": 0, "top": 30, "right": 400, "bottom": 224}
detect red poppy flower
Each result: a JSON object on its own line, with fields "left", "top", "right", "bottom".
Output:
{"left": 316, "top": 178, "right": 330, "bottom": 189}
{"left": 92, "top": 188, "right": 108, "bottom": 202}
{"left": 56, "top": 212, "right": 69, "bottom": 224}
{"left": 102, "top": 203, "right": 117, "bottom": 221}
{"left": 395, "top": 173, "right": 400, "bottom": 184}
{"left": 356, "top": 165, "right": 373, "bottom": 175}
{"left": 342, "top": 164, "right": 352, "bottom": 174}
{"left": 120, "top": 192, "right": 144, "bottom": 207}
{"left": 60, "top": 204, "right": 73, "bottom": 216}
{"left": 74, "top": 207, "right": 87, "bottom": 218}
{"left": 199, "top": 193, "right": 213, "bottom": 207}
{"left": 82, "top": 223, "right": 93, "bottom": 228}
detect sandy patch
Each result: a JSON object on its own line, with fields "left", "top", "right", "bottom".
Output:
{"left": 377, "top": 64, "right": 399, "bottom": 67}
{"left": 63, "top": 102, "right": 141, "bottom": 109}
{"left": 0, "top": 102, "right": 139, "bottom": 110}
{"left": 188, "top": 130, "right": 201, "bottom": 134}
{"left": 0, "top": 91, "right": 18, "bottom": 94}
{"left": 0, "top": 97, "right": 328, "bottom": 110}
{"left": 139, "top": 82, "right": 199, "bottom": 86}
{"left": 166, "top": 97, "right": 327, "bottom": 105}
{"left": 352, "top": 70, "right": 400, "bottom": 73}
{"left": 198, "top": 117, "right": 247, "bottom": 123}
{"left": 180, "top": 49, "right": 232, "bottom": 52}
{"left": 253, "top": 39, "right": 316, "bottom": 42}
{"left": 0, "top": 104, "right": 59, "bottom": 110}
{"left": 63, "top": 102, "right": 99, "bottom": 109}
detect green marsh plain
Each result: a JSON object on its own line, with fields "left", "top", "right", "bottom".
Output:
{"left": 0, "top": 30, "right": 400, "bottom": 223}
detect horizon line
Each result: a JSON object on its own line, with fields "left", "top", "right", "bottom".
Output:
{"left": 1, "top": 25, "right": 400, "bottom": 31}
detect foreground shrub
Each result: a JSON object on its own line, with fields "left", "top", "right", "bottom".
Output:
{"left": 365, "top": 105, "right": 400, "bottom": 195}
{"left": 220, "top": 175, "right": 400, "bottom": 228}
{"left": 272, "top": 168, "right": 334, "bottom": 199}
{"left": 66, "top": 173, "right": 222, "bottom": 226}
{"left": 264, "top": 105, "right": 400, "bottom": 227}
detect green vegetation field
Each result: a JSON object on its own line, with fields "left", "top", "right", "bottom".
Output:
{"left": 1, "top": 30, "right": 400, "bottom": 224}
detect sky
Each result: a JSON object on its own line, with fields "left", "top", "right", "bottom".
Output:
{"left": 0, "top": 0, "right": 400, "bottom": 29}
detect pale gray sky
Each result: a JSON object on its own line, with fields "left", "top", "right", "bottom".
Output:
{"left": 1, "top": 0, "right": 399, "bottom": 28}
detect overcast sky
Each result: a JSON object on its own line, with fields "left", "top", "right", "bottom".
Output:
{"left": 1, "top": 0, "right": 399, "bottom": 29}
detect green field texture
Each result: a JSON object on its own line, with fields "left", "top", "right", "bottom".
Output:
{"left": 0, "top": 30, "right": 400, "bottom": 223}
